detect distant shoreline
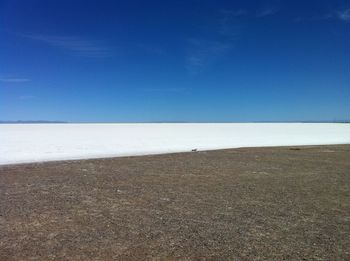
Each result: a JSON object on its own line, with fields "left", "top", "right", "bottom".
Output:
{"left": 0, "top": 121, "right": 67, "bottom": 124}
{"left": 1, "top": 121, "right": 349, "bottom": 124}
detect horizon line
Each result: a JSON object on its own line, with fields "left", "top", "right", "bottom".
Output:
{"left": 1, "top": 120, "right": 350, "bottom": 124}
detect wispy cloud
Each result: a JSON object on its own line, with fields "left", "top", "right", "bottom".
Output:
{"left": 337, "top": 8, "right": 350, "bottom": 22}
{"left": 185, "top": 4, "right": 281, "bottom": 74}
{"left": 21, "top": 34, "right": 112, "bottom": 58}
{"left": 186, "top": 38, "right": 233, "bottom": 74}
{"left": 256, "top": 6, "right": 279, "bottom": 17}
{"left": 0, "top": 77, "right": 31, "bottom": 83}
{"left": 297, "top": 7, "right": 350, "bottom": 23}
{"left": 185, "top": 8, "right": 242, "bottom": 74}
{"left": 219, "top": 9, "right": 245, "bottom": 36}
{"left": 220, "top": 8, "right": 247, "bottom": 17}
{"left": 220, "top": 6, "right": 279, "bottom": 20}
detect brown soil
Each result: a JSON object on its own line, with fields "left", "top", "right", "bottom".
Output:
{"left": 1, "top": 145, "right": 349, "bottom": 260}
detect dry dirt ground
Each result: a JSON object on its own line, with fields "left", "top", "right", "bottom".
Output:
{"left": 0, "top": 145, "right": 349, "bottom": 260}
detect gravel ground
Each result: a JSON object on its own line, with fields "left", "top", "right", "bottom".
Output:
{"left": 0, "top": 145, "right": 349, "bottom": 260}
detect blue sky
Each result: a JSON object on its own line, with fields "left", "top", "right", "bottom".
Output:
{"left": 1, "top": 0, "right": 350, "bottom": 122}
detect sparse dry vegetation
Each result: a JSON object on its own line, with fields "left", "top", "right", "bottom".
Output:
{"left": 1, "top": 145, "right": 349, "bottom": 260}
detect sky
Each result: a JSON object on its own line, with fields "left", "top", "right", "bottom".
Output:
{"left": 1, "top": 0, "right": 350, "bottom": 122}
